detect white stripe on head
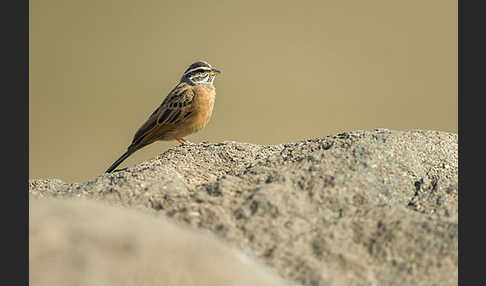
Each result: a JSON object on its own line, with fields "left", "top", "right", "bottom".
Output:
{"left": 183, "top": 66, "right": 211, "bottom": 77}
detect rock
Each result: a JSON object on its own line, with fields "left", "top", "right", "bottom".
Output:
{"left": 30, "top": 198, "right": 294, "bottom": 286}
{"left": 30, "top": 129, "right": 458, "bottom": 286}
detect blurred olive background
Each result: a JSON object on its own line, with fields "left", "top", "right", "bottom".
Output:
{"left": 30, "top": 0, "right": 457, "bottom": 183}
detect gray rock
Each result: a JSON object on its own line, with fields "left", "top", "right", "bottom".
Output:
{"left": 30, "top": 129, "right": 458, "bottom": 286}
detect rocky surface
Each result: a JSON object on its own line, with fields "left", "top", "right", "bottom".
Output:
{"left": 30, "top": 129, "right": 458, "bottom": 286}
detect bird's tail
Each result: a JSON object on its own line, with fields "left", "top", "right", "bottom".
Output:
{"left": 105, "top": 150, "right": 134, "bottom": 173}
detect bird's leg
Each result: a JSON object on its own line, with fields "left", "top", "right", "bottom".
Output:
{"left": 177, "top": 138, "right": 198, "bottom": 146}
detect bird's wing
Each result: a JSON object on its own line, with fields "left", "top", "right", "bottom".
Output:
{"left": 129, "top": 83, "right": 195, "bottom": 149}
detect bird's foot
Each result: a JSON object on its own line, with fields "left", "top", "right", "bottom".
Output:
{"left": 177, "top": 138, "right": 207, "bottom": 146}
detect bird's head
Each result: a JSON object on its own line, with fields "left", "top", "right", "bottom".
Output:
{"left": 181, "top": 60, "right": 221, "bottom": 85}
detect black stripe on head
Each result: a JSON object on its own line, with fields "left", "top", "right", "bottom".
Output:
{"left": 186, "top": 61, "right": 211, "bottom": 71}
{"left": 183, "top": 61, "right": 212, "bottom": 76}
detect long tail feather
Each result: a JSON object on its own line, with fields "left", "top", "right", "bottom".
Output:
{"left": 105, "top": 150, "right": 134, "bottom": 173}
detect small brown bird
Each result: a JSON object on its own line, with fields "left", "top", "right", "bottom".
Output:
{"left": 105, "top": 60, "right": 221, "bottom": 173}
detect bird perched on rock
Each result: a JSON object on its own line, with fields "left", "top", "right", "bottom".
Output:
{"left": 105, "top": 60, "right": 221, "bottom": 173}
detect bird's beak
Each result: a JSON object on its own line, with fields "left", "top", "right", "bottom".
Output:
{"left": 210, "top": 68, "right": 221, "bottom": 76}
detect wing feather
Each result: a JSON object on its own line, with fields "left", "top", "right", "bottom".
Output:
{"left": 129, "top": 83, "right": 195, "bottom": 148}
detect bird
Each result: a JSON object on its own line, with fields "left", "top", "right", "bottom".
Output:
{"left": 105, "top": 60, "right": 221, "bottom": 173}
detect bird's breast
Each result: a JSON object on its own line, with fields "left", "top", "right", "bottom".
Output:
{"left": 192, "top": 85, "right": 216, "bottom": 128}
{"left": 178, "top": 86, "right": 216, "bottom": 133}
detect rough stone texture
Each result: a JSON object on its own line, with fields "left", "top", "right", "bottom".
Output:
{"left": 30, "top": 129, "right": 458, "bottom": 286}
